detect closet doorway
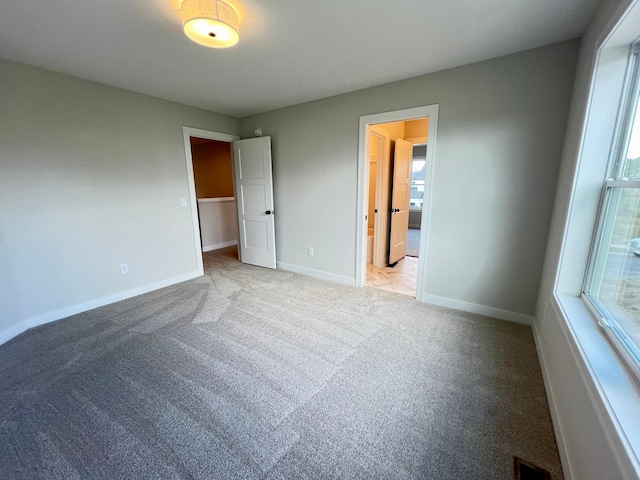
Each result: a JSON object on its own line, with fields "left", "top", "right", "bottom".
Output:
{"left": 182, "top": 127, "right": 239, "bottom": 276}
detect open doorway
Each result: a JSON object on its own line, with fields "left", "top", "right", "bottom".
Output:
{"left": 356, "top": 105, "right": 439, "bottom": 301}
{"left": 364, "top": 119, "right": 428, "bottom": 297}
{"left": 182, "top": 127, "right": 239, "bottom": 276}
{"left": 183, "top": 128, "right": 277, "bottom": 273}
{"left": 190, "top": 137, "right": 237, "bottom": 250}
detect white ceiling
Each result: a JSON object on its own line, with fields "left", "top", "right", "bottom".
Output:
{"left": 0, "top": 0, "right": 599, "bottom": 118}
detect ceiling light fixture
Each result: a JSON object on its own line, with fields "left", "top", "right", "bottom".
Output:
{"left": 181, "top": 0, "right": 240, "bottom": 49}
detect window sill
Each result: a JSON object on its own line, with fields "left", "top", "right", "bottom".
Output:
{"left": 552, "top": 293, "right": 640, "bottom": 475}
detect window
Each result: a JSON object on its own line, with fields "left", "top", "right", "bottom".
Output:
{"left": 410, "top": 145, "right": 427, "bottom": 210}
{"left": 584, "top": 43, "right": 640, "bottom": 381}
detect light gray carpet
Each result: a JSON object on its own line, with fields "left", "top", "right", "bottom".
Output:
{"left": 0, "top": 247, "right": 562, "bottom": 479}
{"left": 407, "top": 228, "right": 420, "bottom": 257}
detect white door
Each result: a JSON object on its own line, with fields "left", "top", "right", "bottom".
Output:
{"left": 389, "top": 138, "right": 412, "bottom": 264}
{"left": 369, "top": 125, "right": 391, "bottom": 268}
{"left": 232, "top": 137, "right": 276, "bottom": 269}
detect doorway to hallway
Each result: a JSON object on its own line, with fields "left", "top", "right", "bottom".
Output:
{"left": 356, "top": 105, "right": 439, "bottom": 301}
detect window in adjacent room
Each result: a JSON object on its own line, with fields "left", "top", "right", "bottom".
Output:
{"left": 410, "top": 145, "right": 426, "bottom": 210}
{"left": 584, "top": 42, "right": 640, "bottom": 382}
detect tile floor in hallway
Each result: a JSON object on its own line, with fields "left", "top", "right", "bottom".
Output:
{"left": 366, "top": 256, "right": 418, "bottom": 297}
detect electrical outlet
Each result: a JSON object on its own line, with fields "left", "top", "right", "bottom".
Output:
{"left": 308, "top": 247, "right": 314, "bottom": 256}
{"left": 180, "top": 197, "right": 188, "bottom": 207}
{"left": 120, "top": 263, "right": 129, "bottom": 274}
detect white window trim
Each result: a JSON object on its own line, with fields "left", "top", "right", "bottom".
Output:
{"left": 550, "top": 294, "right": 640, "bottom": 477}
{"left": 550, "top": 2, "right": 640, "bottom": 477}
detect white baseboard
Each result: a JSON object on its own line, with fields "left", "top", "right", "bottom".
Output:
{"left": 421, "top": 293, "right": 533, "bottom": 325}
{"left": 538, "top": 296, "right": 640, "bottom": 479}
{"left": 0, "top": 271, "right": 202, "bottom": 346}
{"left": 202, "top": 240, "right": 237, "bottom": 252}
{"left": 531, "top": 316, "right": 574, "bottom": 479}
{"left": 277, "top": 262, "right": 356, "bottom": 286}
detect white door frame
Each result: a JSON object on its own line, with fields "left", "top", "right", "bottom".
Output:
{"left": 355, "top": 105, "right": 439, "bottom": 301}
{"left": 182, "top": 126, "right": 240, "bottom": 276}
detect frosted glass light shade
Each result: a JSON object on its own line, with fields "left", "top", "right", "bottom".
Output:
{"left": 182, "top": 0, "right": 240, "bottom": 48}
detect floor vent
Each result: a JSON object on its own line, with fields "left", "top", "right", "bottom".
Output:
{"left": 513, "top": 457, "right": 552, "bottom": 480}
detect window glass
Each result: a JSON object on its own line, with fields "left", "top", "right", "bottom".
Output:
{"left": 622, "top": 100, "right": 640, "bottom": 179}
{"left": 410, "top": 157, "right": 426, "bottom": 210}
{"left": 585, "top": 45, "right": 640, "bottom": 378}
{"left": 587, "top": 187, "right": 640, "bottom": 358}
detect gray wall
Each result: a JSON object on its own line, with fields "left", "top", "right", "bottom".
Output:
{"left": 408, "top": 211, "right": 422, "bottom": 229}
{"left": 0, "top": 59, "right": 239, "bottom": 340}
{"left": 240, "top": 40, "right": 579, "bottom": 317}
